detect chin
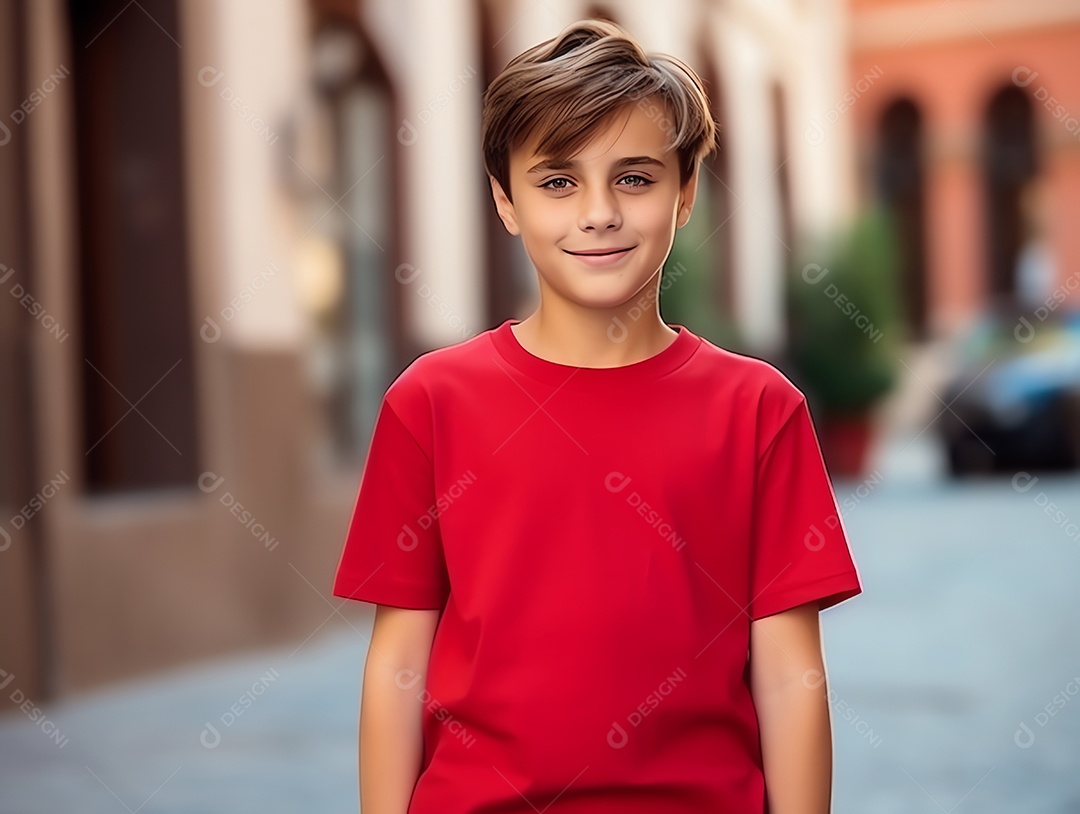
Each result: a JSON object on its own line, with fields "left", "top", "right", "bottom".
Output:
{"left": 560, "top": 286, "right": 648, "bottom": 312}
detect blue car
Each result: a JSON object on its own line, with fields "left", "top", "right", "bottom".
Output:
{"left": 938, "top": 307, "right": 1080, "bottom": 476}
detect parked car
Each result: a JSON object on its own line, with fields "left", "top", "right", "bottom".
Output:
{"left": 938, "top": 306, "right": 1080, "bottom": 476}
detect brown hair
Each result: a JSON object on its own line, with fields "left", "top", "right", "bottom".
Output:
{"left": 482, "top": 19, "right": 719, "bottom": 203}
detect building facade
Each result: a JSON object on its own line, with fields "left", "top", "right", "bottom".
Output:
{"left": 0, "top": 0, "right": 854, "bottom": 705}
{"left": 847, "top": 0, "right": 1080, "bottom": 341}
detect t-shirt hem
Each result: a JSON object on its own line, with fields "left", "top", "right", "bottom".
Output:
{"left": 332, "top": 573, "right": 447, "bottom": 610}
{"left": 749, "top": 570, "right": 862, "bottom": 621}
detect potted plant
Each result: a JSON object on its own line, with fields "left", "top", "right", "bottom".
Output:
{"left": 784, "top": 207, "right": 902, "bottom": 477}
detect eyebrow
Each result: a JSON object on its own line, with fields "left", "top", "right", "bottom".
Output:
{"left": 525, "top": 155, "right": 667, "bottom": 175}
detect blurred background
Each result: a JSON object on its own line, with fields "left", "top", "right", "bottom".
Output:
{"left": 1, "top": 0, "right": 1079, "bottom": 811}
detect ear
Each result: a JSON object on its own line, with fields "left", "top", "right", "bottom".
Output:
{"left": 675, "top": 164, "right": 701, "bottom": 229}
{"left": 490, "top": 176, "right": 521, "bottom": 236}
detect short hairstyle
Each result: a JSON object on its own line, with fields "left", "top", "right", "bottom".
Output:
{"left": 482, "top": 18, "right": 719, "bottom": 203}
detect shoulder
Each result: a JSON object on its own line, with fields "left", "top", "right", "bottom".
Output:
{"left": 691, "top": 335, "right": 808, "bottom": 441}
{"left": 382, "top": 325, "right": 498, "bottom": 425}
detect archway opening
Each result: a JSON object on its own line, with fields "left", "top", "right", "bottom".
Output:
{"left": 982, "top": 84, "right": 1039, "bottom": 307}
{"left": 876, "top": 97, "right": 927, "bottom": 340}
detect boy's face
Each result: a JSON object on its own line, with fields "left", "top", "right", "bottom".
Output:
{"left": 491, "top": 98, "right": 698, "bottom": 315}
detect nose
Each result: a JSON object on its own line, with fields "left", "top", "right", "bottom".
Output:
{"left": 577, "top": 184, "right": 622, "bottom": 232}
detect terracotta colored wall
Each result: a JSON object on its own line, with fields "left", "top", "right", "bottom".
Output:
{"left": 849, "top": 10, "right": 1080, "bottom": 334}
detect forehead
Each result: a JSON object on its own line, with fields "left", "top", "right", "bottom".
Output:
{"left": 511, "top": 99, "right": 673, "bottom": 170}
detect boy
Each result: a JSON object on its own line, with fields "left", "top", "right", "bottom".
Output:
{"left": 332, "top": 18, "right": 863, "bottom": 814}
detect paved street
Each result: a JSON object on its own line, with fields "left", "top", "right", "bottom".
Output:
{"left": 2, "top": 434, "right": 1079, "bottom": 813}
{"left": 832, "top": 439, "right": 1080, "bottom": 813}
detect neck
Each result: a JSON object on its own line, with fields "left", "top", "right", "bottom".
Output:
{"left": 511, "top": 301, "right": 677, "bottom": 368}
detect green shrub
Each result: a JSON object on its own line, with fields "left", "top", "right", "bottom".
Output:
{"left": 786, "top": 208, "right": 903, "bottom": 414}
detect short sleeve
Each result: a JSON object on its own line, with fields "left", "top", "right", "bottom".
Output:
{"left": 331, "top": 395, "right": 450, "bottom": 610}
{"left": 748, "top": 395, "right": 863, "bottom": 620}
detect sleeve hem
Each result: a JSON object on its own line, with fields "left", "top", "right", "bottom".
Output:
{"left": 749, "top": 570, "right": 863, "bottom": 621}
{"left": 332, "top": 572, "right": 447, "bottom": 610}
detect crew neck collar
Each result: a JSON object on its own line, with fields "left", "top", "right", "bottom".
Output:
{"left": 490, "top": 318, "right": 701, "bottom": 390}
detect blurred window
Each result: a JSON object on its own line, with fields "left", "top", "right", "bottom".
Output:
{"left": 68, "top": 0, "right": 200, "bottom": 494}
{"left": 304, "top": 18, "right": 397, "bottom": 465}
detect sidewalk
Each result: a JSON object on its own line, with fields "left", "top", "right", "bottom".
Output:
{"left": 0, "top": 619, "right": 372, "bottom": 814}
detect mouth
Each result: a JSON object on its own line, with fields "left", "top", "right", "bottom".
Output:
{"left": 563, "top": 246, "right": 636, "bottom": 256}
{"left": 563, "top": 245, "right": 637, "bottom": 268}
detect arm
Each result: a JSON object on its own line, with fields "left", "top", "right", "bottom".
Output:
{"left": 359, "top": 604, "right": 441, "bottom": 814}
{"left": 749, "top": 601, "right": 833, "bottom": 814}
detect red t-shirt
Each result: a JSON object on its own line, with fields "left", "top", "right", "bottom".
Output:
{"left": 332, "top": 318, "right": 863, "bottom": 813}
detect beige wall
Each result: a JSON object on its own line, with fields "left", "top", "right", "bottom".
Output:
{"left": 1, "top": 0, "right": 363, "bottom": 706}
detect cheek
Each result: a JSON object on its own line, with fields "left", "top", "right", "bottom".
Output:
{"left": 521, "top": 205, "right": 568, "bottom": 238}
{"left": 625, "top": 195, "right": 679, "bottom": 228}
{"left": 517, "top": 214, "right": 561, "bottom": 259}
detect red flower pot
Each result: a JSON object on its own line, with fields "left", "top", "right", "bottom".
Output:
{"left": 818, "top": 411, "right": 874, "bottom": 478}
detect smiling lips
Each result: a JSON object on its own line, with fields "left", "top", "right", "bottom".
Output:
{"left": 564, "top": 246, "right": 635, "bottom": 256}
{"left": 563, "top": 245, "right": 636, "bottom": 268}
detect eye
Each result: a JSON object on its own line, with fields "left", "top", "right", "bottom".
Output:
{"left": 537, "top": 171, "right": 648, "bottom": 190}
{"left": 539, "top": 177, "right": 572, "bottom": 190}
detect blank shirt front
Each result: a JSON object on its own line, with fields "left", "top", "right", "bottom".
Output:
{"left": 333, "top": 318, "right": 863, "bottom": 814}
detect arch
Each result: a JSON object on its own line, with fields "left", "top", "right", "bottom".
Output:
{"left": 982, "top": 83, "right": 1039, "bottom": 305}
{"left": 305, "top": 9, "right": 401, "bottom": 462}
{"left": 876, "top": 97, "right": 928, "bottom": 339}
